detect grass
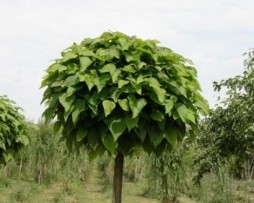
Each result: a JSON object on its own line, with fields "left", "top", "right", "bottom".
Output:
{"left": 0, "top": 170, "right": 253, "bottom": 203}
{"left": 0, "top": 170, "right": 158, "bottom": 203}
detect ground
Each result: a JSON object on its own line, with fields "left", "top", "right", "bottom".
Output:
{"left": 0, "top": 170, "right": 253, "bottom": 203}
{"left": 0, "top": 170, "right": 197, "bottom": 203}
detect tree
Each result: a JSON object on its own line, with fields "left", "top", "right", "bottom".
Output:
{"left": 195, "top": 49, "right": 254, "bottom": 183}
{"left": 0, "top": 95, "right": 29, "bottom": 165}
{"left": 41, "top": 31, "right": 208, "bottom": 203}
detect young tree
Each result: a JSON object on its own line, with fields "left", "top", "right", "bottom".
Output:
{"left": 41, "top": 31, "right": 208, "bottom": 203}
{"left": 0, "top": 95, "right": 28, "bottom": 165}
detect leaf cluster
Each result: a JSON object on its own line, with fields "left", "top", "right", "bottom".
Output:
{"left": 0, "top": 95, "right": 28, "bottom": 165}
{"left": 41, "top": 31, "right": 208, "bottom": 157}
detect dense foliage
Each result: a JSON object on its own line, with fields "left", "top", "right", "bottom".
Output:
{"left": 0, "top": 95, "right": 28, "bottom": 165}
{"left": 41, "top": 31, "right": 208, "bottom": 157}
{"left": 213, "top": 49, "right": 254, "bottom": 158}
{"left": 195, "top": 49, "right": 254, "bottom": 183}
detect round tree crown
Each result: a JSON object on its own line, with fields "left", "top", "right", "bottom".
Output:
{"left": 41, "top": 31, "right": 208, "bottom": 157}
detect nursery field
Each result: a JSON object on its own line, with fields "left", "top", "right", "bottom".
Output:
{"left": 0, "top": 135, "right": 253, "bottom": 203}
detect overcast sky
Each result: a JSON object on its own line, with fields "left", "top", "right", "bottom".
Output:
{"left": 0, "top": 0, "right": 253, "bottom": 120}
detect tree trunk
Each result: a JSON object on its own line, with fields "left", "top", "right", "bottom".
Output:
{"left": 37, "top": 166, "right": 42, "bottom": 184}
{"left": 113, "top": 152, "right": 124, "bottom": 203}
{"left": 160, "top": 157, "right": 169, "bottom": 202}
{"left": 19, "top": 158, "right": 23, "bottom": 176}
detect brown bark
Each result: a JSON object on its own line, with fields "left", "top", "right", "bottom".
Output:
{"left": 112, "top": 152, "right": 124, "bottom": 203}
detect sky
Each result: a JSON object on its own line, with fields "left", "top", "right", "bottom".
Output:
{"left": 0, "top": 0, "right": 253, "bottom": 121}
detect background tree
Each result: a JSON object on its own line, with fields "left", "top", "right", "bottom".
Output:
{"left": 195, "top": 49, "right": 254, "bottom": 184}
{"left": 0, "top": 95, "right": 28, "bottom": 165}
{"left": 41, "top": 31, "right": 208, "bottom": 203}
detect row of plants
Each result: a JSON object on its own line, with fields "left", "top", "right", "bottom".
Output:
{"left": 0, "top": 118, "right": 253, "bottom": 202}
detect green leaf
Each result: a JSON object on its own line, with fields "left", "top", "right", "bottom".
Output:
{"left": 80, "top": 57, "right": 92, "bottom": 72}
{"left": 147, "top": 77, "right": 161, "bottom": 87}
{"left": 76, "top": 128, "right": 88, "bottom": 142}
{"left": 194, "top": 93, "right": 209, "bottom": 115}
{"left": 112, "top": 69, "right": 120, "bottom": 83}
{"left": 151, "top": 110, "right": 164, "bottom": 121}
{"left": 118, "top": 37, "right": 131, "bottom": 51}
{"left": 63, "top": 75, "right": 79, "bottom": 87}
{"left": 78, "top": 74, "right": 94, "bottom": 91}
{"left": 118, "top": 99, "right": 129, "bottom": 111}
{"left": 63, "top": 105, "right": 75, "bottom": 121}
{"left": 135, "top": 120, "right": 147, "bottom": 141}
{"left": 152, "top": 86, "right": 166, "bottom": 103}
{"left": 79, "top": 49, "right": 94, "bottom": 57}
{"left": 165, "top": 99, "right": 174, "bottom": 114}
{"left": 47, "top": 63, "right": 67, "bottom": 73}
{"left": 109, "top": 118, "right": 126, "bottom": 141}
{"left": 148, "top": 124, "right": 164, "bottom": 147}
{"left": 66, "top": 137, "right": 73, "bottom": 151}
{"left": 59, "top": 94, "right": 75, "bottom": 113}
{"left": 20, "top": 135, "right": 29, "bottom": 146}
{"left": 147, "top": 78, "right": 166, "bottom": 103}
{"left": 131, "top": 82, "right": 142, "bottom": 95}
{"left": 108, "top": 48, "right": 120, "bottom": 59}
{"left": 72, "top": 99, "right": 87, "bottom": 125}
{"left": 50, "top": 80, "right": 63, "bottom": 88}
{"left": 0, "top": 140, "right": 6, "bottom": 151}
{"left": 54, "top": 121, "right": 61, "bottom": 134}
{"left": 128, "top": 94, "right": 147, "bottom": 118}
{"left": 186, "top": 110, "right": 196, "bottom": 124}
{"left": 122, "top": 65, "right": 136, "bottom": 73}
{"left": 178, "top": 86, "right": 187, "bottom": 97}
{"left": 100, "top": 63, "right": 116, "bottom": 74}
{"left": 67, "top": 63, "right": 78, "bottom": 74}
{"left": 136, "top": 75, "right": 144, "bottom": 84}
{"left": 88, "top": 145, "right": 105, "bottom": 161}
{"left": 118, "top": 80, "right": 129, "bottom": 88}
{"left": 99, "top": 64, "right": 119, "bottom": 83}
{"left": 94, "top": 74, "right": 111, "bottom": 92}
{"left": 66, "top": 86, "right": 77, "bottom": 97}
{"left": 87, "top": 128, "right": 99, "bottom": 147}
{"left": 125, "top": 53, "right": 140, "bottom": 62}
{"left": 164, "top": 126, "right": 177, "bottom": 147}
{"left": 111, "top": 88, "right": 122, "bottom": 102}
{"left": 176, "top": 104, "right": 196, "bottom": 123}
{"left": 102, "top": 100, "right": 116, "bottom": 117}
{"left": 62, "top": 52, "right": 77, "bottom": 62}
{"left": 125, "top": 115, "right": 139, "bottom": 131}
{"left": 88, "top": 150, "right": 97, "bottom": 162}
{"left": 122, "top": 84, "right": 136, "bottom": 94}
{"left": 176, "top": 104, "right": 187, "bottom": 122}
{"left": 102, "top": 134, "right": 116, "bottom": 154}
{"left": 3, "top": 152, "right": 12, "bottom": 163}
{"left": 43, "top": 108, "right": 55, "bottom": 122}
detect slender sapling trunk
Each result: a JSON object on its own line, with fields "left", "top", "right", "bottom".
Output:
{"left": 113, "top": 152, "right": 124, "bottom": 203}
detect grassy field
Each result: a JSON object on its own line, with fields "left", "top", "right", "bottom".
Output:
{"left": 0, "top": 170, "right": 254, "bottom": 203}
{"left": 0, "top": 175, "right": 156, "bottom": 203}
{"left": 0, "top": 168, "right": 200, "bottom": 203}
